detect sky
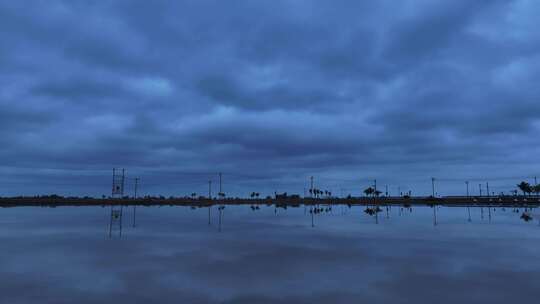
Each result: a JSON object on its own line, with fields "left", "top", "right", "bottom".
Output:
{"left": 1, "top": 0, "right": 540, "bottom": 197}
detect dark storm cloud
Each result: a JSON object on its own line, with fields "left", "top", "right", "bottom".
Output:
{"left": 31, "top": 77, "right": 131, "bottom": 101}
{"left": 1, "top": 0, "right": 540, "bottom": 196}
{"left": 0, "top": 106, "right": 55, "bottom": 131}
{"left": 196, "top": 74, "right": 353, "bottom": 111}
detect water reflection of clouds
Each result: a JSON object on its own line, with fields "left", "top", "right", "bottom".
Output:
{"left": 0, "top": 206, "right": 539, "bottom": 303}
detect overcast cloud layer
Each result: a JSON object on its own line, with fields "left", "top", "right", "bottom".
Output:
{"left": 1, "top": 0, "right": 540, "bottom": 197}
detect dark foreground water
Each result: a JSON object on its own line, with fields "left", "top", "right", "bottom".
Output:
{"left": 1, "top": 205, "right": 539, "bottom": 303}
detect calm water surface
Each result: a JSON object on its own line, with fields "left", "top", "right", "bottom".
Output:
{"left": 1, "top": 205, "right": 539, "bottom": 303}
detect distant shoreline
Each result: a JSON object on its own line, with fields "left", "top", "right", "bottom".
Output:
{"left": 1, "top": 196, "right": 539, "bottom": 208}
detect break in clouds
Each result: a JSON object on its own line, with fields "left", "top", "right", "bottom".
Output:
{"left": 1, "top": 0, "right": 540, "bottom": 197}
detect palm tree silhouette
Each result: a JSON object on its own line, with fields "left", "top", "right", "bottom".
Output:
{"left": 517, "top": 181, "right": 532, "bottom": 196}
{"left": 364, "top": 187, "right": 375, "bottom": 197}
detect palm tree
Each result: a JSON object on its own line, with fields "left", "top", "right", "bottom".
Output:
{"left": 517, "top": 181, "right": 532, "bottom": 196}
{"left": 364, "top": 187, "right": 375, "bottom": 197}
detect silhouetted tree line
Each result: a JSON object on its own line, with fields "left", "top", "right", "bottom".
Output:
{"left": 517, "top": 181, "right": 540, "bottom": 196}
{"left": 308, "top": 188, "right": 332, "bottom": 198}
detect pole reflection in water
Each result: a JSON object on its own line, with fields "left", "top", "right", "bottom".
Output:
{"left": 218, "top": 206, "right": 225, "bottom": 232}
{"left": 132, "top": 206, "right": 136, "bottom": 228}
{"left": 309, "top": 206, "right": 314, "bottom": 227}
{"left": 432, "top": 205, "right": 437, "bottom": 226}
{"left": 108, "top": 206, "right": 123, "bottom": 238}
{"left": 99, "top": 204, "right": 540, "bottom": 239}
{"left": 91, "top": 203, "right": 540, "bottom": 242}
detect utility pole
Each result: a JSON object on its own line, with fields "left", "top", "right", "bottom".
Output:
{"left": 134, "top": 178, "right": 139, "bottom": 199}
{"left": 111, "top": 168, "right": 115, "bottom": 196}
{"left": 479, "top": 184, "right": 482, "bottom": 196}
{"left": 385, "top": 185, "right": 388, "bottom": 197}
{"left": 310, "top": 176, "right": 314, "bottom": 198}
{"left": 208, "top": 180, "right": 213, "bottom": 226}
{"left": 219, "top": 172, "right": 222, "bottom": 196}
{"left": 110, "top": 168, "right": 125, "bottom": 235}
{"left": 486, "top": 182, "right": 490, "bottom": 197}
{"left": 374, "top": 179, "right": 378, "bottom": 225}
{"left": 465, "top": 181, "right": 469, "bottom": 197}
{"left": 121, "top": 169, "right": 125, "bottom": 197}
{"left": 372, "top": 178, "right": 378, "bottom": 224}
{"left": 534, "top": 176, "right": 538, "bottom": 197}
{"left": 431, "top": 178, "right": 437, "bottom": 226}
{"left": 112, "top": 168, "right": 126, "bottom": 198}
